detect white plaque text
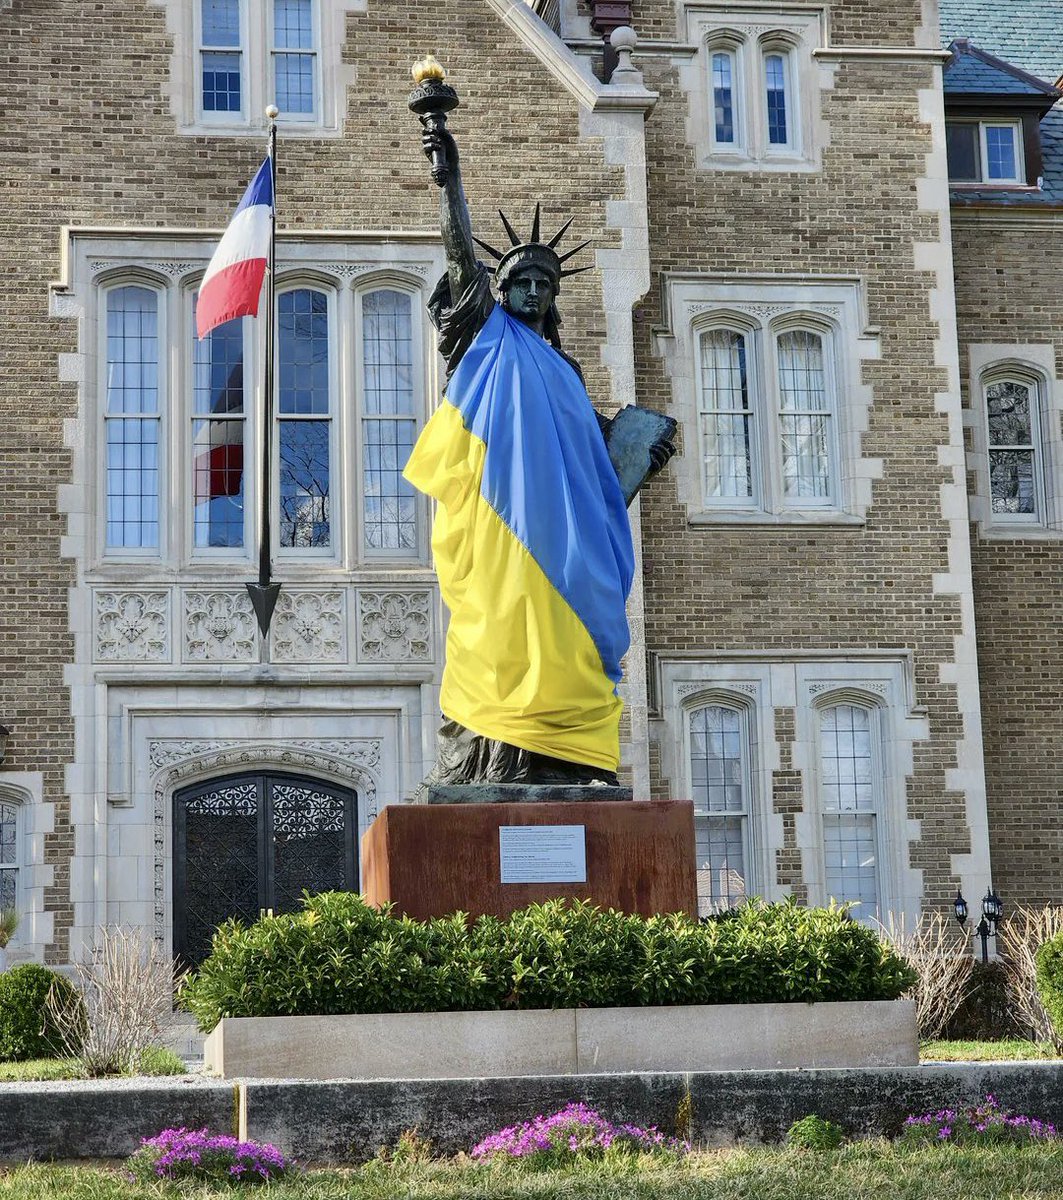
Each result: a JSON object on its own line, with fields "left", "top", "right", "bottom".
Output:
{"left": 498, "top": 825, "right": 587, "bottom": 884}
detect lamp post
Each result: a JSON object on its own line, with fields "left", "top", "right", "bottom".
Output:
{"left": 954, "top": 887, "right": 1004, "bottom": 963}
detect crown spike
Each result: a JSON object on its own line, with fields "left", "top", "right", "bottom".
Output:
{"left": 560, "top": 265, "right": 595, "bottom": 278}
{"left": 529, "top": 202, "right": 541, "bottom": 244}
{"left": 473, "top": 235, "right": 505, "bottom": 261}
{"left": 547, "top": 215, "right": 575, "bottom": 249}
{"left": 557, "top": 239, "right": 592, "bottom": 264}
{"left": 498, "top": 209, "right": 521, "bottom": 246}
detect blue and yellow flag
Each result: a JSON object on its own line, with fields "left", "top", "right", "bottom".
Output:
{"left": 404, "top": 304, "right": 635, "bottom": 772}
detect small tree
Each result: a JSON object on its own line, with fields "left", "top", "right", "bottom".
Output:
{"left": 47, "top": 926, "right": 186, "bottom": 1076}
{"left": 877, "top": 911, "right": 974, "bottom": 1040}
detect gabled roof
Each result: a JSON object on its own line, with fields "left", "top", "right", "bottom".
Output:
{"left": 944, "top": 38, "right": 1061, "bottom": 98}
{"left": 940, "top": 0, "right": 1063, "bottom": 84}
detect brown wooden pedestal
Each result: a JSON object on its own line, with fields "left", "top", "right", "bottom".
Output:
{"left": 361, "top": 800, "right": 697, "bottom": 921}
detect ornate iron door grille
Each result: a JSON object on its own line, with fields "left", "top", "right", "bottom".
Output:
{"left": 173, "top": 772, "right": 358, "bottom": 967}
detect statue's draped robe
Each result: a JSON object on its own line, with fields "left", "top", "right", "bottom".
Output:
{"left": 403, "top": 270, "right": 634, "bottom": 775}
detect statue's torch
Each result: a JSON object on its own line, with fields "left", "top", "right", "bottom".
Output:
{"left": 408, "top": 55, "right": 459, "bottom": 188}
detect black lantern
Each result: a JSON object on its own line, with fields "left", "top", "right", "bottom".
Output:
{"left": 984, "top": 889, "right": 1004, "bottom": 925}
{"left": 953, "top": 889, "right": 968, "bottom": 926}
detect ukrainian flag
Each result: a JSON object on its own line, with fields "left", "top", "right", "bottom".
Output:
{"left": 404, "top": 304, "right": 635, "bottom": 772}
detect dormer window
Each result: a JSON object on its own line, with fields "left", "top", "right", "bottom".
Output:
{"left": 946, "top": 120, "right": 1023, "bottom": 183}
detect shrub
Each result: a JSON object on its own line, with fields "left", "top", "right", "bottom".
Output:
{"left": 182, "top": 895, "right": 915, "bottom": 1031}
{"left": 127, "top": 1128, "right": 292, "bottom": 1184}
{"left": 786, "top": 1115, "right": 844, "bottom": 1151}
{"left": 876, "top": 912, "right": 974, "bottom": 1040}
{"left": 1007, "top": 907, "right": 1063, "bottom": 1049}
{"left": 939, "top": 960, "right": 1018, "bottom": 1041}
{"left": 0, "top": 964, "right": 82, "bottom": 1062}
{"left": 137, "top": 1046, "right": 187, "bottom": 1076}
{"left": 900, "top": 1095, "right": 1058, "bottom": 1144}
{"left": 470, "top": 1104, "right": 690, "bottom": 1163}
{"left": 1034, "top": 931, "right": 1063, "bottom": 1044}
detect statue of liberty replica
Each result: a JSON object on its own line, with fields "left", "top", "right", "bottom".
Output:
{"left": 405, "top": 58, "right": 675, "bottom": 795}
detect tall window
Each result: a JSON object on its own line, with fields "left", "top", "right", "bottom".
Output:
{"left": 777, "top": 329, "right": 832, "bottom": 501}
{"left": 690, "top": 703, "right": 751, "bottom": 913}
{"left": 985, "top": 374, "right": 1042, "bottom": 520}
{"left": 712, "top": 51, "right": 737, "bottom": 146}
{"left": 819, "top": 703, "right": 879, "bottom": 919}
{"left": 105, "top": 286, "right": 161, "bottom": 551}
{"left": 764, "top": 51, "right": 790, "bottom": 146}
{"left": 0, "top": 801, "right": 16, "bottom": 915}
{"left": 200, "top": 0, "right": 243, "bottom": 115}
{"left": 699, "top": 328, "right": 754, "bottom": 502}
{"left": 361, "top": 289, "right": 418, "bottom": 554}
{"left": 192, "top": 307, "right": 246, "bottom": 549}
{"left": 272, "top": 0, "right": 316, "bottom": 116}
{"left": 278, "top": 288, "right": 332, "bottom": 549}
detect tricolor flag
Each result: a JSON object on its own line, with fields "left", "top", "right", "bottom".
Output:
{"left": 196, "top": 156, "right": 273, "bottom": 340}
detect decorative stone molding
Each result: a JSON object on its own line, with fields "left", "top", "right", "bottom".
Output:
{"left": 271, "top": 591, "right": 346, "bottom": 664}
{"left": 328, "top": 262, "right": 432, "bottom": 280}
{"left": 183, "top": 591, "right": 257, "bottom": 663}
{"left": 807, "top": 680, "right": 889, "bottom": 699}
{"left": 95, "top": 591, "right": 170, "bottom": 663}
{"left": 676, "top": 680, "right": 758, "bottom": 700}
{"left": 358, "top": 591, "right": 432, "bottom": 662}
{"left": 150, "top": 737, "right": 383, "bottom": 943}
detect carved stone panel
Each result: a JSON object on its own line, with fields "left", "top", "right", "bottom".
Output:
{"left": 183, "top": 590, "right": 257, "bottom": 663}
{"left": 95, "top": 590, "right": 170, "bottom": 663}
{"left": 358, "top": 590, "right": 433, "bottom": 663}
{"left": 271, "top": 591, "right": 346, "bottom": 663}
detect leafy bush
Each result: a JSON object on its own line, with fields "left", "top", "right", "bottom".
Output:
{"left": 127, "top": 1128, "right": 292, "bottom": 1184}
{"left": 939, "top": 961, "right": 1018, "bottom": 1041}
{"left": 1001, "top": 906, "right": 1063, "bottom": 1049}
{"left": 1034, "top": 931, "right": 1063, "bottom": 1044}
{"left": 0, "top": 964, "right": 83, "bottom": 1062}
{"left": 900, "top": 1095, "right": 1058, "bottom": 1144}
{"left": 137, "top": 1046, "right": 187, "bottom": 1076}
{"left": 786, "top": 1115, "right": 844, "bottom": 1151}
{"left": 470, "top": 1104, "right": 690, "bottom": 1163}
{"left": 182, "top": 894, "right": 915, "bottom": 1032}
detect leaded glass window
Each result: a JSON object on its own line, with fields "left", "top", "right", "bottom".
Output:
{"left": 764, "top": 52, "right": 789, "bottom": 146}
{"left": 278, "top": 288, "right": 331, "bottom": 548}
{"left": 272, "top": 0, "right": 316, "bottom": 116}
{"left": 192, "top": 306, "right": 246, "bottom": 549}
{"left": 0, "top": 802, "right": 16, "bottom": 915}
{"left": 984, "top": 124, "right": 1019, "bottom": 181}
{"left": 201, "top": 0, "right": 242, "bottom": 114}
{"left": 986, "top": 377, "right": 1039, "bottom": 518}
{"left": 946, "top": 121, "right": 1024, "bottom": 184}
{"left": 690, "top": 704, "right": 750, "bottom": 913}
{"left": 105, "top": 285, "right": 161, "bottom": 550}
{"left": 362, "top": 289, "right": 418, "bottom": 553}
{"left": 777, "top": 329, "right": 832, "bottom": 500}
{"left": 819, "top": 703, "right": 879, "bottom": 919}
{"left": 712, "top": 51, "right": 736, "bottom": 145}
{"left": 699, "top": 329, "right": 754, "bottom": 501}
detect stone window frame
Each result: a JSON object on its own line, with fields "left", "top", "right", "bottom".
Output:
{"left": 654, "top": 655, "right": 925, "bottom": 924}
{"left": 682, "top": 689, "right": 759, "bottom": 914}
{"left": 0, "top": 793, "right": 21, "bottom": 925}
{"left": 82, "top": 239, "right": 439, "bottom": 579}
{"left": 0, "top": 775, "right": 51, "bottom": 963}
{"left": 655, "top": 274, "right": 881, "bottom": 527}
{"left": 964, "top": 343, "right": 1063, "bottom": 540}
{"left": 680, "top": 4, "right": 827, "bottom": 173}
{"left": 154, "top": 0, "right": 360, "bottom": 138}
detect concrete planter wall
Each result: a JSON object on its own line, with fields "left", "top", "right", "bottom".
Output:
{"left": 204, "top": 998, "right": 917, "bottom": 1080}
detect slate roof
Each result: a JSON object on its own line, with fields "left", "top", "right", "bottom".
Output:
{"left": 944, "top": 39, "right": 1060, "bottom": 97}
{"left": 939, "top": 0, "right": 1063, "bottom": 204}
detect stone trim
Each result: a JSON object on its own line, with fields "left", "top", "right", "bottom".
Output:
{"left": 0, "top": 774, "right": 53, "bottom": 964}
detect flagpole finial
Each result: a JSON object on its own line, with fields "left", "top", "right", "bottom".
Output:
{"left": 265, "top": 104, "right": 279, "bottom": 121}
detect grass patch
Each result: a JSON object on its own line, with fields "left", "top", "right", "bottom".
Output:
{"left": 5, "top": 1144, "right": 1063, "bottom": 1200}
{"left": 921, "top": 1039, "right": 1059, "bottom": 1061}
{"left": 0, "top": 1048, "right": 186, "bottom": 1082}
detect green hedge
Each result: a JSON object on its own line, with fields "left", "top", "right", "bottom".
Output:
{"left": 0, "top": 964, "right": 83, "bottom": 1062}
{"left": 182, "top": 895, "right": 915, "bottom": 1033}
{"left": 1035, "top": 932, "right": 1063, "bottom": 1040}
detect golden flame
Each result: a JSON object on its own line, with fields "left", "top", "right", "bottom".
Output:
{"left": 411, "top": 54, "right": 446, "bottom": 84}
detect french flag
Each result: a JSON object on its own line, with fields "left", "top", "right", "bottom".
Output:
{"left": 196, "top": 156, "right": 273, "bottom": 340}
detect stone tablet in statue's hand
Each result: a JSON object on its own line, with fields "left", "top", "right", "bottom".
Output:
{"left": 422, "top": 127, "right": 459, "bottom": 172}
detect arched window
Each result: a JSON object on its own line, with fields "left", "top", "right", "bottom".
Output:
{"left": 361, "top": 288, "right": 418, "bottom": 554}
{"left": 698, "top": 327, "right": 755, "bottom": 503}
{"left": 105, "top": 284, "right": 162, "bottom": 550}
{"left": 984, "top": 371, "right": 1043, "bottom": 521}
{"left": 711, "top": 50, "right": 738, "bottom": 146}
{"left": 763, "top": 50, "right": 792, "bottom": 147}
{"left": 777, "top": 328, "right": 834, "bottom": 502}
{"left": 818, "top": 701, "right": 880, "bottom": 919}
{"left": 689, "top": 702, "right": 753, "bottom": 913}
{"left": 0, "top": 798, "right": 17, "bottom": 916}
{"left": 278, "top": 286, "right": 332, "bottom": 549}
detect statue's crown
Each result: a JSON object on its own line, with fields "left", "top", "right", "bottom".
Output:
{"left": 474, "top": 204, "right": 592, "bottom": 290}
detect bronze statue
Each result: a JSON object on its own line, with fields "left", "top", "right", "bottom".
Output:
{"left": 404, "top": 58, "right": 675, "bottom": 795}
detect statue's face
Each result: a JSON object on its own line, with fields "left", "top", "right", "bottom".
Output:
{"left": 503, "top": 266, "right": 556, "bottom": 324}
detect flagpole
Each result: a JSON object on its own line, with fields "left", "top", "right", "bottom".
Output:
{"left": 247, "top": 104, "right": 282, "bottom": 637}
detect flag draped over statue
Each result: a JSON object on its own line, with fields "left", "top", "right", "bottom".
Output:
{"left": 404, "top": 303, "right": 634, "bottom": 772}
